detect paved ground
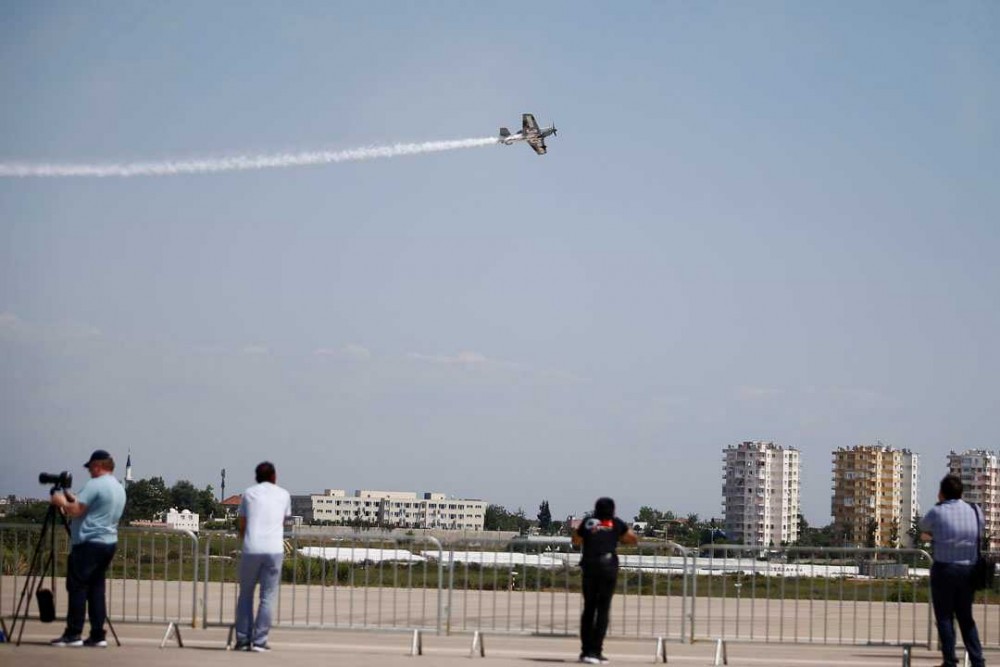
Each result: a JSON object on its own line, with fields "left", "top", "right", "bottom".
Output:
{"left": 0, "top": 623, "right": 961, "bottom": 667}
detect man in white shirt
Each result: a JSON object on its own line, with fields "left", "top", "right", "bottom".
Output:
{"left": 235, "top": 461, "right": 291, "bottom": 652}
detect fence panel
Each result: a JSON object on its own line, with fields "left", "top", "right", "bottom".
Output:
{"left": 690, "top": 545, "right": 933, "bottom": 647}
{"left": 0, "top": 524, "right": 199, "bottom": 628}
{"left": 198, "top": 532, "right": 445, "bottom": 633}
{"left": 431, "top": 539, "right": 692, "bottom": 641}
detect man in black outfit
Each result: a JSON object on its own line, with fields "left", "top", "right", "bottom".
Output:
{"left": 572, "top": 497, "right": 637, "bottom": 664}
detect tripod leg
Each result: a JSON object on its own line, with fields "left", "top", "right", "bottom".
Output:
{"left": 13, "top": 505, "right": 57, "bottom": 646}
{"left": 106, "top": 616, "right": 121, "bottom": 647}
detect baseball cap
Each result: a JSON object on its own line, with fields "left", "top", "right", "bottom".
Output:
{"left": 84, "top": 449, "right": 112, "bottom": 467}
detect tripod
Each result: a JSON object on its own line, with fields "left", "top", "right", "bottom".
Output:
{"left": 9, "top": 495, "right": 119, "bottom": 646}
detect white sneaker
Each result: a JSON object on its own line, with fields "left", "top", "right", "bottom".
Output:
{"left": 581, "top": 656, "right": 601, "bottom": 665}
{"left": 50, "top": 635, "right": 83, "bottom": 647}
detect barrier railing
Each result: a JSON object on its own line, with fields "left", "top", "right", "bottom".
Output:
{"left": 198, "top": 531, "right": 445, "bottom": 633}
{"left": 9, "top": 521, "right": 1000, "bottom": 651}
{"left": 108, "top": 527, "right": 200, "bottom": 626}
{"left": 0, "top": 524, "right": 200, "bottom": 628}
{"left": 433, "top": 539, "right": 693, "bottom": 641}
{"left": 691, "top": 545, "right": 934, "bottom": 647}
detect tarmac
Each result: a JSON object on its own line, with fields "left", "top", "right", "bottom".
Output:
{"left": 0, "top": 623, "right": 959, "bottom": 667}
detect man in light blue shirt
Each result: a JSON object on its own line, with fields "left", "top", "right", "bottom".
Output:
{"left": 49, "top": 449, "right": 127, "bottom": 648}
{"left": 920, "top": 474, "right": 985, "bottom": 667}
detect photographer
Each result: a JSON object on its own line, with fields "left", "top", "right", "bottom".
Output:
{"left": 49, "top": 450, "right": 126, "bottom": 648}
{"left": 572, "top": 497, "right": 637, "bottom": 665}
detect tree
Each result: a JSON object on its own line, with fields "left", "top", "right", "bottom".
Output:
{"left": 632, "top": 507, "right": 657, "bottom": 537}
{"left": 888, "top": 517, "right": 900, "bottom": 548}
{"left": 865, "top": 518, "right": 879, "bottom": 549}
{"left": 169, "top": 480, "right": 199, "bottom": 512}
{"left": 484, "top": 504, "right": 532, "bottom": 533}
{"left": 7, "top": 500, "right": 50, "bottom": 523}
{"left": 908, "top": 512, "right": 923, "bottom": 547}
{"left": 169, "top": 480, "right": 217, "bottom": 518}
{"left": 122, "top": 476, "right": 169, "bottom": 522}
{"left": 537, "top": 500, "right": 552, "bottom": 533}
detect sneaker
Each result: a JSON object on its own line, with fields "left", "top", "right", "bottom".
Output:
{"left": 251, "top": 643, "right": 271, "bottom": 652}
{"left": 596, "top": 655, "right": 610, "bottom": 664}
{"left": 233, "top": 641, "right": 251, "bottom": 651}
{"left": 83, "top": 638, "right": 108, "bottom": 648}
{"left": 51, "top": 635, "right": 83, "bottom": 647}
{"left": 581, "top": 656, "right": 601, "bottom": 665}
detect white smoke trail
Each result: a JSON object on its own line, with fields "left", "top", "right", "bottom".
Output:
{"left": 0, "top": 137, "right": 501, "bottom": 178}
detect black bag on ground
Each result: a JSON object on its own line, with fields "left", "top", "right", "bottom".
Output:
{"left": 36, "top": 588, "right": 56, "bottom": 622}
{"left": 970, "top": 502, "right": 996, "bottom": 591}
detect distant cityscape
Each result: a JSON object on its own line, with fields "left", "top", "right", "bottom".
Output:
{"left": 3, "top": 443, "right": 999, "bottom": 550}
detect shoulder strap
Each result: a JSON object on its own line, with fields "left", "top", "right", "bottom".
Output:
{"left": 969, "top": 501, "right": 983, "bottom": 557}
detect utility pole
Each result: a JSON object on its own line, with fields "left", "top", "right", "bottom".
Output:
{"left": 220, "top": 468, "right": 226, "bottom": 503}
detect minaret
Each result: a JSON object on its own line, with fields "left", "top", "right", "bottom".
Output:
{"left": 125, "top": 450, "right": 134, "bottom": 483}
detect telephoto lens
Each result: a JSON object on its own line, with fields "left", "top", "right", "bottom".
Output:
{"left": 38, "top": 471, "right": 73, "bottom": 489}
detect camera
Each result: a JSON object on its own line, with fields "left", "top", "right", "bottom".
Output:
{"left": 38, "top": 471, "right": 73, "bottom": 490}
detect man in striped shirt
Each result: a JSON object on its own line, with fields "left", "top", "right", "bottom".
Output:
{"left": 920, "top": 474, "right": 986, "bottom": 667}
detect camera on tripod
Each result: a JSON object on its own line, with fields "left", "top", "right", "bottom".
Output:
{"left": 38, "top": 471, "right": 73, "bottom": 491}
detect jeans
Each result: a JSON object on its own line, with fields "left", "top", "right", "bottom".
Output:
{"left": 64, "top": 541, "right": 116, "bottom": 640}
{"left": 931, "top": 562, "right": 985, "bottom": 667}
{"left": 580, "top": 565, "right": 617, "bottom": 657}
{"left": 235, "top": 552, "right": 283, "bottom": 646}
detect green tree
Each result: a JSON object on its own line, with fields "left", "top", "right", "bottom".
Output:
{"left": 537, "top": 500, "right": 552, "bottom": 533}
{"left": 888, "top": 517, "right": 900, "bottom": 548}
{"left": 634, "top": 506, "right": 663, "bottom": 524}
{"left": 484, "top": 504, "right": 532, "bottom": 533}
{"left": 195, "top": 485, "right": 218, "bottom": 518}
{"left": 908, "top": 512, "right": 923, "bottom": 547}
{"left": 7, "top": 500, "right": 50, "bottom": 523}
{"left": 122, "top": 476, "right": 169, "bottom": 522}
{"left": 865, "top": 518, "right": 879, "bottom": 549}
{"left": 169, "top": 480, "right": 199, "bottom": 512}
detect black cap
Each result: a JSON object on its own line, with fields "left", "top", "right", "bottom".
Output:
{"left": 84, "top": 449, "right": 112, "bottom": 468}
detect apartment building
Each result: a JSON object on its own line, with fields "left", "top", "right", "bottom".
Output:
{"left": 310, "top": 489, "right": 487, "bottom": 530}
{"left": 948, "top": 449, "right": 1000, "bottom": 551}
{"left": 722, "top": 441, "right": 801, "bottom": 546}
{"left": 831, "top": 445, "right": 919, "bottom": 547}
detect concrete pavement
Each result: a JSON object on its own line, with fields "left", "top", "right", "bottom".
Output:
{"left": 0, "top": 623, "right": 956, "bottom": 667}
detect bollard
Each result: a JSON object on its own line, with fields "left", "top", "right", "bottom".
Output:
{"left": 409, "top": 629, "right": 423, "bottom": 657}
{"left": 712, "top": 638, "right": 728, "bottom": 666}
{"left": 654, "top": 636, "right": 668, "bottom": 663}
{"left": 470, "top": 631, "right": 486, "bottom": 658}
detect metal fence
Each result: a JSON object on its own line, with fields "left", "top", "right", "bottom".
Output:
{"left": 199, "top": 532, "right": 446, "bottom": 633}
{"left": 690, "top": 545, "right": 934, "bottom": 647}
{"left": 7, "top": 522, "right": 1000, "bottom": 650}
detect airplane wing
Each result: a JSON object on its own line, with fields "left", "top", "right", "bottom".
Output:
{"left": 522, "top": 113, "right": 539, "bottom": 133}
{"left": 528, "top": 137, "right": 547, "bottom": 155}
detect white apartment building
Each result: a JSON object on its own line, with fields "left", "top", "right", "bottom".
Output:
{"left": 311, "top": 489, "right": 487, "bottom": 530}
{"left": 832, "top": 445, "right": 919, "bottom": 547}
{"left": 722, "top": 441, "right": 801, "bottom": 547}
{"left": 948, "top": 449, "right": 1000, "bottom": 551}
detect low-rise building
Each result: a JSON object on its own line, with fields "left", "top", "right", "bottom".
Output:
{"left": 310, "top": 489, "right": 487, "bottom": 530}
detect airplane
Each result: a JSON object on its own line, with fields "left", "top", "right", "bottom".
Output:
{"left": 499, "top": 113, "right": 557, "bottom": 155}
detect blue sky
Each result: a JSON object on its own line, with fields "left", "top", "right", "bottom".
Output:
{"left": 2, "top": 2, "right": 998, "bottom": 525}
